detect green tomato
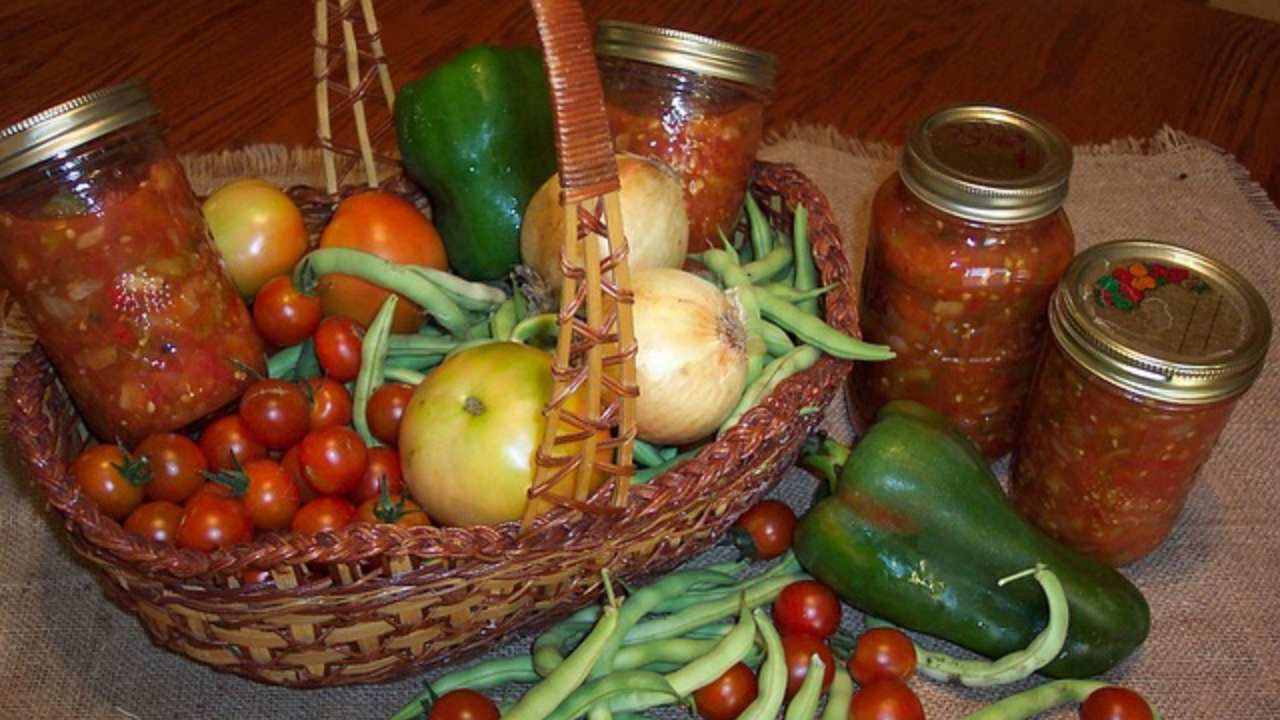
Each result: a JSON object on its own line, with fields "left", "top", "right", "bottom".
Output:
{"left": 202, "top": 179, "right": 307, "bottom": 297}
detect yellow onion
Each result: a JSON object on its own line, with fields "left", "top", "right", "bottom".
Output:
{"left": 521, "top": 153, "right": 688, "bottom": 290}
{"left": 631, "top": 267, "right": 748, "bottom": 445}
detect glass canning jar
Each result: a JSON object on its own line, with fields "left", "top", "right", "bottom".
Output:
{"left": 596, "top": 21, "right": 776, "bottom": 253}
{"left": 0, "top": 82, "right": 266, "bottom": 446}
{"left": 850, "top": 105, "right": 1076, "bottom": 457}
{"left": 1011, "top": 240, "right": 1270, "bottom": 566}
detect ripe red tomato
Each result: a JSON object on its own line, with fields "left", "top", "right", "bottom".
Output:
{"left": 123, "top": 500, "right": 184, "bottom": 544}
{"left": 849, "top": 628, "right": 918, "bottom": 685}
{"left": 239, "top": 568, "right": 274, "bottom": 587}
{"left": 350, "top": 446, "right": 405, "bottom": 503}
{"left": 366, "top": 382, "right": 413, "bottom": 446}
{"left": 774, "top": 580, "right": 842, "bottom": 640}
{"left": 136, "top": 433, "right": 206, "bottom": 503}
{"left": 314, "top": 315, "right": 364, "bottom": 382}
{"left": 202, "top": 179, "right": 307, "bottom": 297}
{"left": 781, "top": 635, "right": 836, "bottom": 700}
{"left": 848, "top": 678, "right": 924, "bottom": 720}
{"left": 281, "top": 445, "right": 318, "bottom": 503}
{"left": 70, "top": 444, "right": 146, "bottom": 520}
{"left": 693, "top": 662, "right": 758, "bottom": 720}
{"left": 317, "top": 190, "right": 448, "bottom": 333}
{"left": 298, "top": 426, "right": 368, "bottom": 495}
{"left": 291, "top": 496, "right": 356, "bottom": 535}
{"left": 220, "top": 459, "right": 301, "bottom": 531}
{"left": 239, "top": 379, "right": 311, "bottom": 450}
{"left": 253, "top": 275, "right": 322, "bottom": 347}
{"left": 1079, "top": 687, "right": 1155, "bottom": 720}
{"left": 199, "top": 415, "right": 267, "bottom": 472}
{"left": 427, "top": 689, "right": 499, "bottom": 720}
{"left": 305, "top": 377, "right": 353, "bottom": 430}
{"left": 178, "top": 492, "right": 254, "bottom": 551}
{"left": 731, "top": 499, "right": 797, "bottom": 560}
{"left": 354, "top": 491, "right": 430, "bottom": 528}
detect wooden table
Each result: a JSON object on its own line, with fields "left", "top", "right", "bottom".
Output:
{"left": 4, "top": 0, "right": 1279, "bottom": 201}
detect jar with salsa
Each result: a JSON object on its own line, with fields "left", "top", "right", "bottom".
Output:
{"left": 596, "top": 21, "right": 775, "bottom": 252}
{"left": 1011, "top": 240, "right": 1270, "bottom": 566}
{"left": 850, "top": 105, "right": 1076, "bottom": 457}
{"left": 0, "top": 82, "right": 266, "bottom": 446}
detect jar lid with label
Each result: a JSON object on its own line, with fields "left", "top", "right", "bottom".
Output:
{"left": 595, "top": 20, "right": 777, "bottom": 92}
{"left": 1050, "top": 239, "right": 1272, "bottom": 404}
{"left": 900, "top": 104, "right": 1072, "bottom": 224}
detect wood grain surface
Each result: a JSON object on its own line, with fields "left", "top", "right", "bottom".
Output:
{"left": 3, "top": 0, "right": 1279, "bottom": 202}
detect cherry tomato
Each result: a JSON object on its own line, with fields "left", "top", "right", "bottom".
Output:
{"left": 305, "top": 377, "right": 353, "bottom": 430}
{"left": 355, "top": 490, "right": 430, "bottom": 528}
{"left": 350, "top": 446, "right": 405, "bottom": 503}
{"left": 298, "top": 426, "right": 368, "bottom": 495}
{"left": 848, "top": 678, "right": 924, "bottom": 720}
{"left": 774, "top": 580, "right": 842, "bottom": 640}
{"left": 731, "top": 499, "right": 796, "bottom": 560}
{"left": 199, "top": 415, "right": 267, "bottom": 472}
{"left": 253, "top": 275, "right": 322, "bottom": 347}
{"left": 212, "top": 459, "right": 300, "bottom": 531}
{"left": 849, "top": 628, "right": 917, "bottom": 685}
{"left": 178, "top": 492, "right": 254, "bottom": 551}
{"left": 693, "top": 662, "right": 757, "bottom": 720}
{"left": 781, "top": 635, "right": 836, "bottom": 700}
{"left": 239, "top": 379, "right": 311, "bottom": 450}
{"left": 123, "top": 500, "right": 184, "bottom": 544}
{"left": 135, "top": 433, "right": 206, "bottom": 503}
{"left": 281, "top": 445, "right": 318, "bottom": 503}
{"left": 314, "top": 315, "right": 364, "bottom": 382}
{"left": 239, "top": 568, "right": 274, "bottom": 587}
{"left": 202, "top": 179, "right": 307, "bottom": 297}
{"left": 70, "top": 444, "right": 147, "bottom": 520}
{"left": 366, "top": 382, "right": 413, "bottom": 446}
{"left": 291, "top": 496, "right": 356, "bottom": 535}
{"left": 427, "top": 689, "right": 499, "bottom": 720}
{"left": 1079, "top": 687, "right": 1155, "bottom": 720}
{"left": 318, "top": 190, "right": 448, "bottom": 333}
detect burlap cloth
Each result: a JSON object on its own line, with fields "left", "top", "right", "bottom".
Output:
{"left": 1, "top": 127, "right": 1277, "bottom": 718}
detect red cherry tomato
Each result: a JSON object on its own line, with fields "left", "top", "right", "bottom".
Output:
{"left": 314, "top": 315, "right": 364, "bottom": 382}
{"left": 731, "top": 499, "right": 796, "bottom": 560}
{"left": 774, "top": 580, "right": 842, "bottom": 640}
{"left": 849, "top": 628, "right": 917, "bottom": 685}
{"left": 136, "top": 432, "right": 206, "bottom": 503}
{"left": 239, "top": 568, "right": 274, "bottom": 587}
{"left": 781, "top": 635, "right": 835, "bottom": 700}
{"left": 198, "top": 415, "right": 267, "bottom": 472}
{"left": 305, "top": 377, "right": 353, "bottom": 430}
{"left": 291, "top": 496, "right": 356, "bottom": 535}
{"left": 1079, "top": 687, "right": 1155, "bottom": 720}
{"left": 123, "top": 500, "right": 184, "bottom": 544}
{"left": 239, "top": 379, "right": 311, "bottom": 450}
{"left": 70, "top": 444, "right": 147, "bottom": 520}
{"left": 693, "top": 662, "right": 757, "bottom": 720}
{"left": 252, "top": 275, "right": 323, "bottom": 347}
{"left": 354, "top": 490, "right": 430, "bottom": 528}
{"left": 178, "top": 492, "right": 254, "bottom": 551}
{"left": 281, "top": 444, "right": 318, "bottom": 503}
{"left": 849, "top": 678, "right": 925, "bottom": 720}
{"left": 426, "top": 688, "right": 499, "bottom": 720}
{"left": 366, "top": 382, "right": 413, "bottom": 446}
{"left": 298, "top": 426, "right": 368, "bottom": 495}
{"left": 350, "top": 446, "right": 404, "bottom": 503}
{"left": 215, "top": 459, "right": 300, "bottom": 531}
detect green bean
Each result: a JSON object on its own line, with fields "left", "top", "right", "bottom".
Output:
{"left": 588, "top": 705, "right": 612, "bottom": 720}
{"left": 352, "top": 296, "right": 398, "bottom": 446}
{"left": 960, "top": 680, "right": 1163, "bottom": 720}
{"left": 292, "top": 248, "right": 471, "bottom": 336}
{"left": 464, "top": 318, "right": 492, "bottom": 341}
{"left": 745, "top": 190, "right": 773, "bottom": 259}
{"left": 389, "top": 656, "right": 537, "bottom": 720}
{"left": 504, "top": 604, "right": 620, "bottom": 720}
{"left": 542, "top": 671, "right": 681, "bottom": 720}
{"left": 742, "top": 244, "right": 793, "bottom": 284}
{"left": 727, "top": 287, "right": 767, "bottom": 383}
{"left": 785, "top": 653, "right": 826, "bottom": 720}
{"left": 791, "top": 205, "right": 819, "bottom": 315}
{"left": 632, "top": 439, "right": 669, "bottom": 468}
{"left": 738, "top": 609, "right": 787, "bottom": 720}
{"left": 820, "top": 668, "right": 853, "bottom": 720}
{"left": 626, "top": 573, "right": 804, "bottom": 644}
{"left": 755, "top": 287, "right": 894, "bottom": 361}
{"left": 266, "top": 344, "right": 302, "bottom": 379}
{"left": 383, "top": 353, "right": 444, "bottom": 373}
{"left": 665, "top": 602, "right": 757, "bottom": 696}
{"left": 382, "top": 366, "right": 426, "bottom": 386}
{"left": 721, "top": 345, "right": 822, "bottom": 433}
{"left": 760, "top": 320, "right": 796, "bottom": 357}
{"left": 490, "top": 296, "right": 519, "bottom": 341}
{"left": 631, "top": 447, "right": 698, "bottom": 485}
{"left": 385, "top": 333, "right": 461, "bottom": 357}
{"left": 764, "top": 282, "right": 838, "bottom": 305}
{"left": 445, "top": 338, "right": 499, "bottom": 359}
{"left": 406, "top": 265, "right": 507, "bottom": 312}
{"left": 510, "top": 312, "right": 559, "bottom": 349}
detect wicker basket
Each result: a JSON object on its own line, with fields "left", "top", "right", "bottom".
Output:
{"left": 5, "top": 1, "right": 861, "bottom": 688}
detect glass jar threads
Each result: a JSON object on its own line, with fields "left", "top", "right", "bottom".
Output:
{"left": 850, "top": 105, "right": 1076, "bottom": 457}
{"left": 595, "top": 21, "right": 776, "bottom": 253}
{"left": 0, "top": 82, "right": 266, "bottom": 445}
{"left": 1011, "top": 240, "right": 1271, "bottom": 566}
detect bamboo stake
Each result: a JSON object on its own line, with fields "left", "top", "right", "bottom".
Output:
{"left": 359, "top": 0, "right": 396, "bottom": 114}
{"left": 314, "top": 0, "right": 338, "bottom": 194}
{"left": 339, "top": 0, "right": 379, "bottom": 188}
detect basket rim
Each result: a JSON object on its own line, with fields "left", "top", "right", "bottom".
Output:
{"left": 7, "top": 160, "right": 860, "bottom": 582}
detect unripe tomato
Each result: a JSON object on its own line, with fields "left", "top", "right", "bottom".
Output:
{"left": 202, "top": 179, "right": 307, "bottom": 297}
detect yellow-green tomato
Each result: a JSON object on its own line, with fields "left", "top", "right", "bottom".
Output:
{"left": 202, "top": 179, "right": 307, "bottom": 297}
{"left": 400, "top": 342, "right": 607, "bottom": 527}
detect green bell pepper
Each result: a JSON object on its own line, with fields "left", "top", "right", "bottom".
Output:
{"left": 794, "top": 401, "right": 1150, "bottom": 678}
{"left": 394, "top": 45, "right": 556, "bottom": 281}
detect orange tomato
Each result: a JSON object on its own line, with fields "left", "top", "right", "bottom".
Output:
{"left": 202, "top": 179, "right": 307, "bottom": 297}
{"left": 317, "top": 191, "right": 447, "bottom": 333}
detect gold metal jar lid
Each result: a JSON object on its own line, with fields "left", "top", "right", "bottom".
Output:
{"left": 0, "top": 81, "right": 158, "bottom": 179}
{"left": 1051, "top": 239, "right": 1272, "bottom": 404}
{"left": 595, "top": 20, "right": 777, "bottom": 92}
{"left": 901, "top": 104, "right": 1072, "bottom": 224}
